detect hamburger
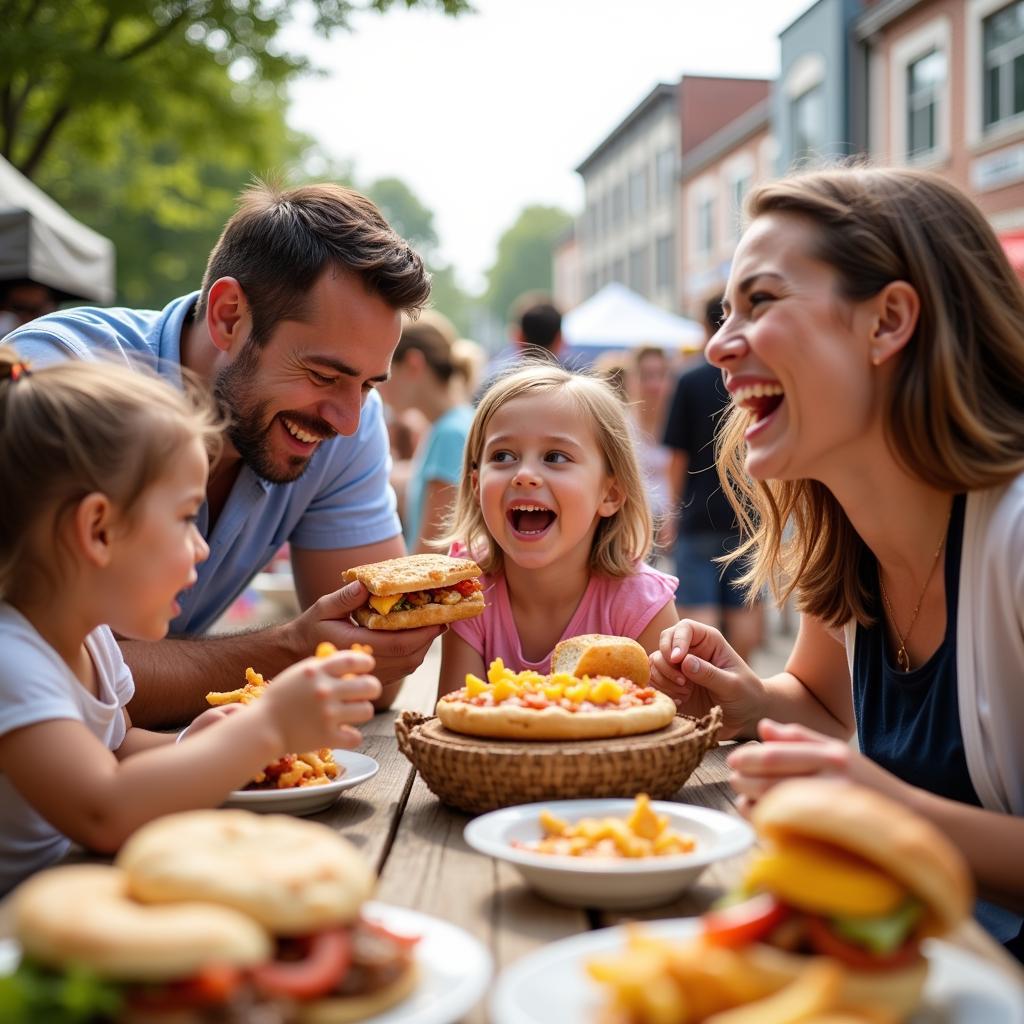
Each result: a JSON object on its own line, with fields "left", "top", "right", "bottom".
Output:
{"left": 551, "top": 634, "right": 651, "bottom": 687}
{"left": 1, "top": 812, "right": 420, "bottom": 1023}
{"left": 699, "top": 778, "right": 973, "bottom": 1020}
{"left": 4, "top": 863, "right": 274, "bottom": 1023}
{"left": 342, "top": 553, "right": 484, "bottom": 630}
{"left": 115, "top": 811, "right": 418, "bottom": 1023}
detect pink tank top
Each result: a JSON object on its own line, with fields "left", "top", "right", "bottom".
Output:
{"left": 449, "top": 557, "right": 677, "bottom": 673}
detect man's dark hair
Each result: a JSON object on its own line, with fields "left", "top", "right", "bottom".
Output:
{"left": 703, "top": 295, "right": 725, "bottom": 335}
{"left": 520, "top": 299, "right": 561, "bottom": 352}
{"left": 196, "top": 181, "right": 431, "bottom": 346}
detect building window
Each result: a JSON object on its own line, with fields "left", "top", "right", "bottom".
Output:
{"left": 655, "top": 233, "right": 674, "bottom": 290}
{"left": 612, "top": 184, "right": 626, "bottom": 228}
{"left": 984, "top": 1, "right": 1024, "bottom": 128}
{"left": 696, "top": 196, "right": 715, "bottom": 257}
{"left": 791, "top": 84, "right": 824, "bottom": 159}
{"left": 907, "top": 48, "right": 946, "bottom": 157}
{"left": 629, "top": 167, "right": 647, "bottom": 217}
{"left": 629, "top": 246, "right": 648, "bottom": 295}
{"left": 656, "top": 147, "right": 676, "bottom": 203}
{"left": 730, "top": 174, "right": 751, "bottom": 239}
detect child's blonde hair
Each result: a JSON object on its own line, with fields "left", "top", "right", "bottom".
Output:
{"left": 446, "top": 363, "right": 652, "bottom": 577}
{"left": 0, "top": 348, "right": 222, "bottom": 599}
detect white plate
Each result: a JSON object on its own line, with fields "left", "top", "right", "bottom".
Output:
{"left": 490, "top": 918, "right": 1024, "bottom": 1024}
{"left": 0, "top": 900, "right": 491, "bottom": 1024}
{"left": 222, "top": 750, "right": 379, "bottom": 816}
{"left": 464, "top": 799, "right": 754, "bottom": 909}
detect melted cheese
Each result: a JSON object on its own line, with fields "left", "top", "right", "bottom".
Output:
{"left": 368, "top": 593, "right": 402, "bottom": 615}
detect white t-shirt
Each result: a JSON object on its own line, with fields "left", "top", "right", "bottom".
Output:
{"left": 0, "top": 603, "right": 134, "bottom": 895}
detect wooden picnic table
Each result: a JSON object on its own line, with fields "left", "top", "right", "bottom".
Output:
{"left": 316, "top": 662, "right": 1024, "bottom": 1023}
{"left": 1, "top": 651, "right": 1020, "bottom": 1022}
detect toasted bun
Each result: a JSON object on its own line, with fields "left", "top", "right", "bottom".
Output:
{"left": 117, "top": 811, "right": 375, "bottom": 936}
{"left": 743, "top": 942, "right": 929, "bottom": 1020}
{"left": 299, "top": 962, "right": 419, "bottom": 1023}
{"left": 752, "top": 779, "right": 972, "bottom": 935}
{"left": 342, "top": 553, "right": 480, "bottom": 596}
{"left": 551, "top": 634, "right": 651, "bottom": 687}
{"left": 13, "top": 865, "right": 270, "bottom": 981}
{"left": 353, "top": 589, "right": 485, "bottom": 630}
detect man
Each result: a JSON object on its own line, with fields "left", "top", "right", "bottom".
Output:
{"left": 662, "top": 295, "right": 763, "bottom": 661}
{"left": 476, "top": 292, "right": 566, "bottom": 401}
{"left": 2, "top": 182, "right": 439, "bottom": 727}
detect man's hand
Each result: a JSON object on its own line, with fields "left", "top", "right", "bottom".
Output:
{"left": 289, "top": 580, "right": 442, "bottom": 687}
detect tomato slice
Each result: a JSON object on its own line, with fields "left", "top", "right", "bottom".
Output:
{"left": 702, "top": 893, "right": 790, "bottom": 948}
{"left": 805, "top": 915, "right": 920, "bottom": 971}
{"left": 251, "top": 927, "right": 352, "bottom": 1000}
{"left": 127, "top": 964, "right": 242, "bottom": 1010}
{"left": 453, "top": 578, "right": 482, "bottom": 596}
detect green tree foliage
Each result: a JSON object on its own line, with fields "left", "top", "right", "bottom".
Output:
{"left": 0, "top": 1, "right": 472, "bottom": 179}
{"left": 0, "top": 0, "right": 471, "bottom": 307}
{"left": 363, "top": 176, "right": 474, "bottom": 335}
{"left": 484, "top": 205, "right": 572, "bottom": 324}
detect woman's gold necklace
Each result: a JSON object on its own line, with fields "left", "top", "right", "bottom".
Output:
{"left": 878, "top": 508, "right": 952, "bottom": 672}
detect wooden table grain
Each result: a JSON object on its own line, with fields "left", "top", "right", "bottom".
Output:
{"left": 2, "top": 659, "right": 1021, "bottom": 1023}
{"left": 314, "top": 668, "right": 1024, "bottom": 1023}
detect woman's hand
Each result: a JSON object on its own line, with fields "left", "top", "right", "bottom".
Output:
{"left": 258, "top": 648, "right": 382, "bottom": 753}
{"left": 649, "top": 619, "right": 768, "bottom": 740}
{"left": 728, "top": 719, "right": 910, "bottom": 815}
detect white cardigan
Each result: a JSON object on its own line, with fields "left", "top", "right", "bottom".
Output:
{"left": 844, "top": 473, "right": 1024, "bottom": 817}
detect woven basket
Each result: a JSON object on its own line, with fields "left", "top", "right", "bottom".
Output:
{"left": 394, "top": 707, "right": 722, "bottom": 814}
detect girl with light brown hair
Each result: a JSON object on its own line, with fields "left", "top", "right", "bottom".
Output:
{"left": 438, "top": 363, "right": 678, "bottom": 694}
{"left": 0, "top": 350, "right": 381, "bottom": 894}
{"left": 650, "top": 167, "right": 1024, "bottom": 956}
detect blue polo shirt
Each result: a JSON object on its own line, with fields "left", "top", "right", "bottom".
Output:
{"left": 2, "top": 293, "right": 401, "bottom": 636}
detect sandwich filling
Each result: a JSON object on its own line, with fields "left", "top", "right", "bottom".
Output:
{"left": 366, "top": 577, "right": 482, "bottom": 616}
{"left": 703, "top": 836, "right": 926, "bottom": 970}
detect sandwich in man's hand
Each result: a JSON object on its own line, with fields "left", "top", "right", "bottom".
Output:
{"left": 343, "top": 553, "right": 484, "bottom": 630}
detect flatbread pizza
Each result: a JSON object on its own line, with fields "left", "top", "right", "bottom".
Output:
{"left": 436, "top": 656, "right": 675, "bottom": 741}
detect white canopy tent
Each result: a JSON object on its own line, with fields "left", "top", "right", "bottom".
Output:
{"left": 562, "top": 282, "right": 705, "bottom": 353}
{"left": 0, "top": 154, "right": 115, "bottom": 304}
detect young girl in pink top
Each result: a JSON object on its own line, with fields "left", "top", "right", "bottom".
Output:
{"left": 438, "top": 363, "right": 678, "bottom": 694}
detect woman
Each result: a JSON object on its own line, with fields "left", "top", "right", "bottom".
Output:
{"left": 380, "top": 318, "right": 473, "bottom": 553}
{"left": 651, "top": 167, "right": 1024, "bottom": 955}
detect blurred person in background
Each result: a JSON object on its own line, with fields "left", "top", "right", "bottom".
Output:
{"left": 662, "top": 295, "right": 763, "bottom": 661}
{"left": 477, "top": 292, "right": 566, "bottom": 400}
{"left": 380, "top": 317, "right": 474, "bottom": 553}
{"left": 0, "top": 279, "right": 60, "bottom": 337}
{"left": 624, "top": 346, "right": 674, "bottom": 552}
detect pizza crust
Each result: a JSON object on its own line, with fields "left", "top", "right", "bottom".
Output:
{"left": 435, "top": 689, "right": 676, "bottom": 740}
{"left": 353, "top": 590, "right": 485, "bottom": 630}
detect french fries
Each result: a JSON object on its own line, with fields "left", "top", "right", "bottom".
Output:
{"left": 516, "top": 795, "right": 696, "bottom": 859}
{"left": 587, "top": 929, "right": 876, "bottom": 1024}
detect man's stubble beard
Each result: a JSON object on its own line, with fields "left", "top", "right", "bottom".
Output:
{"left": 211, "top": 339, "right": 312, "bottom": 485}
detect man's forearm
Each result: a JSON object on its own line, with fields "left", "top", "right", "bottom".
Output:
{"left": 122, "top": 624, "right": 299, "bottom": 730}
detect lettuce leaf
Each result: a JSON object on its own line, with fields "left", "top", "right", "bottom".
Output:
{"left": 0, "top": 960, "right": 122, "bottom": 1023}
{"left": 830, "top": 900, "right": 923, "bottom": 955}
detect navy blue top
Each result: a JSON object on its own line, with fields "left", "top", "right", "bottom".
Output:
{"left": 854, "top": 494, "right": 1023, "bottom": 956}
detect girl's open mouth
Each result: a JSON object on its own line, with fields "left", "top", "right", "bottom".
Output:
{"left": 507, "top": 504, "right": 557, "bottom": 537}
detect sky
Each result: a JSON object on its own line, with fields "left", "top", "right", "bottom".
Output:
{"left": 282, "top": 0, "right": 814, "bottom": 292}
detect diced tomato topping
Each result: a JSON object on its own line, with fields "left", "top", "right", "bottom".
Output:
{"left": 453, "top": 578, "right": 482, "bottom": 596}
{"left": 127, "top": 965, "right": 242, "bottom": 1010}
{"left": 805, "top": 916, "right": 920, "bottom": 971}
{"left": 702, "top": 894, "right": 791, "bottom": 948}
{"left": 522, "top": 693, "right": 549, "bottom": 709}
{"left": 251, "top": 927, "right": 352, "bottom": 1000}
